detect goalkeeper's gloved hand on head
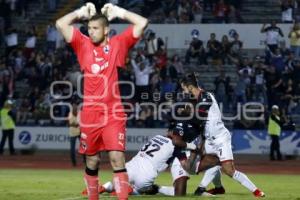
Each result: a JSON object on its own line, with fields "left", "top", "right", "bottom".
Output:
{"left": 75, "top": 2, "right": 97, "bottom": 20}
{"left": 101, "top": 3, "right": 126, "bottom": 21}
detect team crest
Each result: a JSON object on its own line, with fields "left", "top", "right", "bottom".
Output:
{"left": 103, "top": 45, "right": 110, "bottom": 54}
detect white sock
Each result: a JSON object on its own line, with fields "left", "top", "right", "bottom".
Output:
{"left": 103, "top": 181, "right": 114, "bottom": 193}
{"left": 199, "top": 166, "right": 221, "bottom": 188}
{"left": 158, "top": 186, "right": 175, "bottom": 196}
{"left": 232, "top": 171, "right": 257, "bottom": 192}
{"left": 212, "top": 167, "right": 222, "bottom": 188}
{"left": 131, "top": 188, "right": 139, "bottom": 195}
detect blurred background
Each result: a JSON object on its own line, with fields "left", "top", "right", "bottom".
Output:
{"left": 0, "top": 0, "right": 299, "bottom": 168}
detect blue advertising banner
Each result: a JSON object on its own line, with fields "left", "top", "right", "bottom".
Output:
{"left": 232, "top": 130, "right": 300, "bottom": 155}
{"left": 4, "top": 127, "right": 300, "bottom": 156}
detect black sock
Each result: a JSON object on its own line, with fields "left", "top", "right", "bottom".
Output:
{"left": 113, "top": 168, "right": 127, "bottom": 173}
{"left": 85, "top": 167, "right": 98, "bottom": 176}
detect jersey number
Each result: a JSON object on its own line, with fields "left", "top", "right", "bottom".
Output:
{"left": 141, "top": 141, "right": 161, "bottom": 157}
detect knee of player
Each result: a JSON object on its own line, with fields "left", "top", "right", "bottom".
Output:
{"left": 221, "top": 163, "right": 235, "bottom": 177}
{"left": 109, "top": 157, "right": 125, "bottom": 168}
{"left": 223, "top": 167, "right": 235, "bottom": 177}
{"left": 86, "top": 155, "right": 100, "bottom": 167}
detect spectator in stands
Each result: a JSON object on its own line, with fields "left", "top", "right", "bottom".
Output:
{"left": 68, "top": 102, "right": 80, "bottom": 166}
{"left": 177, "top": 0, "right": 193, "bottom": 23}
{"left": 265, "top": 65, "right": 283, "bottom": 107}
{"left": 164, "top": 10, "right": 178, "bottom": 24}
{"left": 288, "top": 22, "right": 300, "bottom": 57}
{"left": 4, "top": 27, "right": 18, "bottom": 56}
{"left": 0, "top": 61, "right": 14, "bottom": 106}
{"left": 145, "top": 32, "right": 162, "bottom": 60}
{"left": 12, "top": 50, "right": 24, "bottom": 79}
{"left": 149, "top": 67, "right": 160, "bottom": 94}
{"left": 268, "top": 105, "right": 283, "bottom": 161}
{"left": 207, "top": 33, "right": 223, "bottom": 66}
{"left": 203, "top": 0, "right": 217, "bottom": 11}
{"left": 135, "top": 104, "right": 155, "bottom": 128}
{"left": 271, "top": 48, "right": 285, "bottom": 73}
{"left": 33, "top": 92, "right": 50, "bottom": 124}
{"left": 154, "top": 38, "right": 168, "bottom": 69}
{"left": 16, "top": 97, "right": 30, "bottom": 124}
{"left": 253, "top": 57, "right": 267, "bottom": 104}
{"left": 284, "top": 51, "right": 295, "bottom": 78}
{"left": 16, "top": 0, "right": 27, "bottom": 18}
{"left": 234, "top": 105, "right": 265, "bottom": 129}
{"left": 0, "top": 0, "right": 11, "bottom": 29}
{"left": 160, "top": 61, "right": 178, "bottom": 81}
{"left": 227, "top": 0, "right": 243, "bottom": 23}
{"left": 6, "top": 0, "right": 17, "bottom": 16}
{"left": 192, "top": 1, "right": 203, "bottom": 23}
{"left": 47, "top": 0, "right": 56, "bottom": 12}
{"left": 160, "top": 76, "right": 176, "bottom": 101}
{"left": 46, "top": 23, "right": 58, "bottom": 53}
{"left": 214, "top": 70, "right": 230, "bottom": 110}
{"left": 161, "top": 0, "right": 178, "bottom": 15}
{"left": 235, "top": 71, "right": 249, "bottom": 104}
{"left": 221, "top": 35, "right": 231, "bottom": 64}
{"left": 230, "top": 33, "right": 243, "bottom": 58}
{"left": 23, "top": 25, "right": 37, "bottom": 59}
{"left": 292, "top": 56, "right": 300, "bottom": 81}
{"left": 213, "top": 0, "right": 230, "bottom": 23}
{"left": 131, "top": 55, "right": 153, "bottom": 102}
{"left": 261, "top": 21, "right": 284, "bottom": 53}
{"left": 0, "top": 100, "right": 16, "bottom": 155}
{"left": 280, "top": 78, "right": 294, "bottom": 113}
{"left": 185, "top": 33, "right": 206, "bottom": 65}
{"left": 170, "top": 54, "right": 185, "bottom": 76}
{"left": 280, "top": 0, "right": 294, "bottom": 23}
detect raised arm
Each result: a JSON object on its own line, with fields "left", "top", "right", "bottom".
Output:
{"left": 260, "top": 23, "right": 266, "bottom": 33}
{"left": 55, "top": 3, "right": 96, "bottom": 43}
{"left": 101, "top": 3, "right": 148, "bottom": 38}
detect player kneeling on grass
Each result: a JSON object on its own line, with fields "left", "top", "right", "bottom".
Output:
{"left": 82, "top": 122, "right": 204, "bottom": 197}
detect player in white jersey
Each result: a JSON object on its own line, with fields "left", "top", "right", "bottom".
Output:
{"left": 82, "top": 122, "right": 201, "bottom": 197}
{"left": 125, "top": 134, "right": 189, "bottom": 195}
{"left": 180, "top": 73, "right": 265, "bottom": 198}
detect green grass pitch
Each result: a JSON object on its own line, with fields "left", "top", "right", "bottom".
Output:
{"left": 0, "top": 169, "right": 299, "bottom": 200}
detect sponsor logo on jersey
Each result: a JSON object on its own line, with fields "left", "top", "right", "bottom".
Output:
{"left": 91, "top": 62, "right": 109, "bottom": 74}
{"left": 91, "top": 64, "right": 101, "bottom": 74}
{"left": 81, "top": 132, "right": 87, "bottom": 139}
{"left": 95, "top": 57, "right": 104, "bottom": 62}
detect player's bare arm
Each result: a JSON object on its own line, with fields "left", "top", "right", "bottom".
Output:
{"left": 100, "top": 3, "right": 148, "bottom": 38}
{"left": 56, "top": 3, "right": 96, "bottom": 42}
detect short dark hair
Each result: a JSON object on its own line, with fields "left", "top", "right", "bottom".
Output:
{"left": 89, "top": 14, "right": 109, "bottom": 27}
{"left": 180, "top": 73, "right": 198, "bottom": 87}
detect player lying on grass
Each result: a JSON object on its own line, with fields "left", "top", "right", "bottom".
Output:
{"left": 178, "top": 73, "right": 265, "bottom": 198}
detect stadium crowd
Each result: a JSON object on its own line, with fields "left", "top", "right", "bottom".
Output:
{"left": 0, "top": 0, "right": 299, "bottom": 129}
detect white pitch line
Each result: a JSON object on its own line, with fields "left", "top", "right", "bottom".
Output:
{"left": 58, "top": 194, "right": 155, "bottom": 200}
{"left": 58, "top": 196, "right": 83, "bottom": 200}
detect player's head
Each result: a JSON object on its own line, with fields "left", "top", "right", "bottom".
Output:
{"left": 180, "top": 73, "right": 198, "bottom": 94}
{"left": 271, "top": 105, "right": 279, "bottom": 115}
{"left": 172, "top": 122, "right": 200, "bottom": 143}
{"left": 88, "top": 14, "right": 109, "bottom": 44}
